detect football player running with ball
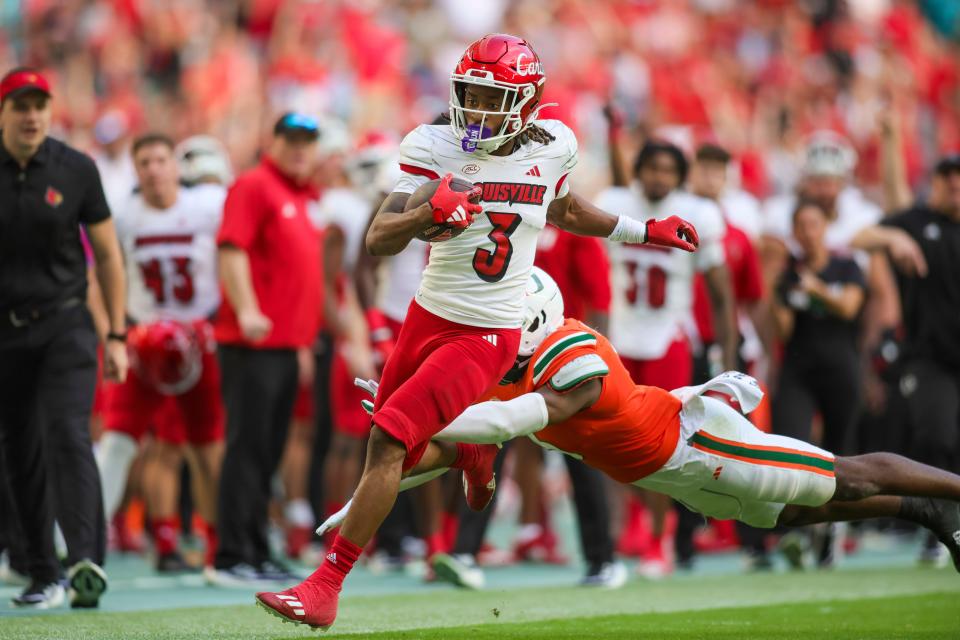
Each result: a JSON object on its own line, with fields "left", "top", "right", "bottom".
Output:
{"left": 256, "top": 33, "right": 698, "bottom": 630}
{"left": 332, "top": 268, "right": 960, "bottom": 592}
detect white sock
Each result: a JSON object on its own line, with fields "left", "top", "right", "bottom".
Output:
{"left": 516, "top": 523, "right": 543, "bottom": 544}
{"left": 284, "top": 498, "right": 315, "bottom": 528}
{"left": 95, "top": 432, "right": 138, "bottom": 520}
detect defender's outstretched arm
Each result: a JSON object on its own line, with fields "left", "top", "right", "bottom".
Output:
{"left": 357, "top": 377, "right": 600, "bottom": 444}
{"left": 319, "top": 380, "right": 602, "bottom": 536}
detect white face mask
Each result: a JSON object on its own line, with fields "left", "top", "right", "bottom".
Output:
{"left": 449, "top": 76, "right": 543, "bottom": 154}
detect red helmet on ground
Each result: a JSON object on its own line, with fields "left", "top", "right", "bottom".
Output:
{"left": 449, "top": 34, "right": 548, "bottom": 153}
{"left": 129, "top": 321, "right": 203, "bottom": 396}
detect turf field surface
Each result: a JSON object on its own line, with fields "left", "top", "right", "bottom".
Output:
{"left": 1, "top": 564, "right": 957, "bottom": 639}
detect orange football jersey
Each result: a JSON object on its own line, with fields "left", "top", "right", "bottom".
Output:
{"left": 485, "top": 319, "right": 681, "bottom": 483}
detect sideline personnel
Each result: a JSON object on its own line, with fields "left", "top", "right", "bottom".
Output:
{"left": 0, "top": 67, "right": 128, "bottom": 609}
{"left": 211, "top": 113, "right": 323, "bottom": 584}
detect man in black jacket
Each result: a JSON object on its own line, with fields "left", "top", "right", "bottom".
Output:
{"left": 854, "top": 154, "right": 960, "bottom": 564}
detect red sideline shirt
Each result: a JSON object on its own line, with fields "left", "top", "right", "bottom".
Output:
{"left": 535, "top": 224, "right": 611, "bottom": 321}
{"left": 215, "top": 157, "right": 323, "bottom": 349}
{"left": 693, "top": 221, "right": 763, "bottom": 343}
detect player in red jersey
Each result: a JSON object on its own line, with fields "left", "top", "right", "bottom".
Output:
{"left": 256, "top": 34, "right": 699, "bottom": 630}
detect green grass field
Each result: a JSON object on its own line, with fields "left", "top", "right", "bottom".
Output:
{"left": 2, "top": 564, "right": 957, "bottom": 640}
{"left": 3, "top": 508, "right": 958, "bottom": 640}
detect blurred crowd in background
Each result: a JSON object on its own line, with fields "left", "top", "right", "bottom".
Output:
{"left": 2, "top": 0, "right": 960, "bottom": 588}
{"left": 2, "top": 0, "right": 959, "bottom": 195}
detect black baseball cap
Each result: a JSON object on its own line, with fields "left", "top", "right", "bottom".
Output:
{"left": 273, "top": 112, "right": 320, "bottom": 140}
{"left": 934, "top": 154, "right": 960, "bottom": 176}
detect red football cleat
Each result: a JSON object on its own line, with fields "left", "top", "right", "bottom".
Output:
{"left": 255, "top": 581, "right": 338, "bottom": 631}
{"left": 462, "top": 444, "right": 499, "bottom": 511}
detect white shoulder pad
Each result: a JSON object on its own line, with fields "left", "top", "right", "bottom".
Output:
{"left": 548, "top": 353, "right": 609, "bottom": 392}
{"left": 534, "top": 119, "right": 579, "bottom": 173}
{"left": 532, "top": 330, "right": 597, "bottom": 385}
{"left": 394, "top": 125, "right": 441, "bottom": 194}
{"left": 398, "top": 125, "right": 436, "bottom": 167}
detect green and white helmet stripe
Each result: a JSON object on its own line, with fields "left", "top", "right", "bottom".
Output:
{"left": 532, "top": 331, "right": 597, "bottom": 384}
{"left": 548, "top": 353, "right": 609, "bottom": 391}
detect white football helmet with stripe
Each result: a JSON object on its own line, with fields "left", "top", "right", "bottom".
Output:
{"left": 519, "top": 267, "right": 564, "bottom": 358}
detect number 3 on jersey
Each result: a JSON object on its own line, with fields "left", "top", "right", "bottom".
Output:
{"left": 473, "top": 212, "right": 521, "bottom": 283}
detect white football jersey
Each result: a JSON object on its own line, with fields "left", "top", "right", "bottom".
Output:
{"left": 392, "top": 120, "right": 577, "bottom": 328}
{"left": 115, "top": 184, "right": 225, "bottom": 324}
{"left": 380, "top": 241, "right": 429, "bottom": 323}
{"left": 720, "top": 188, "right": 763, "bottom": 241}
{"left": 762, "top": 186, "right": 881, "bottom": 251}
{"left": 598, "top": 187, "right": 726, "bottom": 360}
{"left": 309, "top": 187, "right": 372, "bottom": 272}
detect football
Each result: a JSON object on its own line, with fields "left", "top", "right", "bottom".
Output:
{"left": 405, "top": 176, "right": 481, "bottom": 242}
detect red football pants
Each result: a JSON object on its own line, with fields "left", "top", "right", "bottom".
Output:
{"left": 372, "top": 301, "right": 520, "bottom": 471}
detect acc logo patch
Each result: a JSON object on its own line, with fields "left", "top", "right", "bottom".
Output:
{"left": 462, "top": 164, "right": 480, "bottom": 175}
{"left": 45, "top": 186, "right": 63, "bottom": 207}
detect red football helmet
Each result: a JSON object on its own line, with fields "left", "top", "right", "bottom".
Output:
{"left": 128, "top": 321, "right": 203, "bottom": 396}
{"left": 450, "top": 34, "right": 549, "bottom": 153}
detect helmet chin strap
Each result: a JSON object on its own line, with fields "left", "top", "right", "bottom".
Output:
{"left": 500, "top": 354, "right": 532, "bottom": 385}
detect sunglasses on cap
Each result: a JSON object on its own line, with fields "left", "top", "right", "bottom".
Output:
{"left": 274, "top": 112, "right": 320, "bottom": 138}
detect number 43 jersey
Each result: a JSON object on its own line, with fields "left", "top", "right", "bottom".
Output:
{"left": 115, "top": 184, "right": 226, "bottom": 324}
{"left": 597, "top": 187, "right": 726, "bottom": 360}
{"left": 394, "top": 120, "right": 578, "bottom": 329}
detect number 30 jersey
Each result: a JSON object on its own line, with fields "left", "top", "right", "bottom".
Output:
{"left": 115, "top": 184, "right": 225, "bottom": 324}
{"left": 597, "top": 187, "right": 726, "bottom": 360}
{"left": 393, "top": 120, "right": 578, "bottom": 329}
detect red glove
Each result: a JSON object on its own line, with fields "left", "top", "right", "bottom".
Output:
{"left": 364, "top": 308, "right": 395, "bottom": 370}
{"left": 429, "top": 173, "right": 482, "bottom": 229}
{"left": 646, "top": 215, "right": 699, "bottom": 252}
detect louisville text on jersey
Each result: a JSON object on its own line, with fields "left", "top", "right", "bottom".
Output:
{"left": 477, "top": 182, "right": 547, "bottom": 206}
